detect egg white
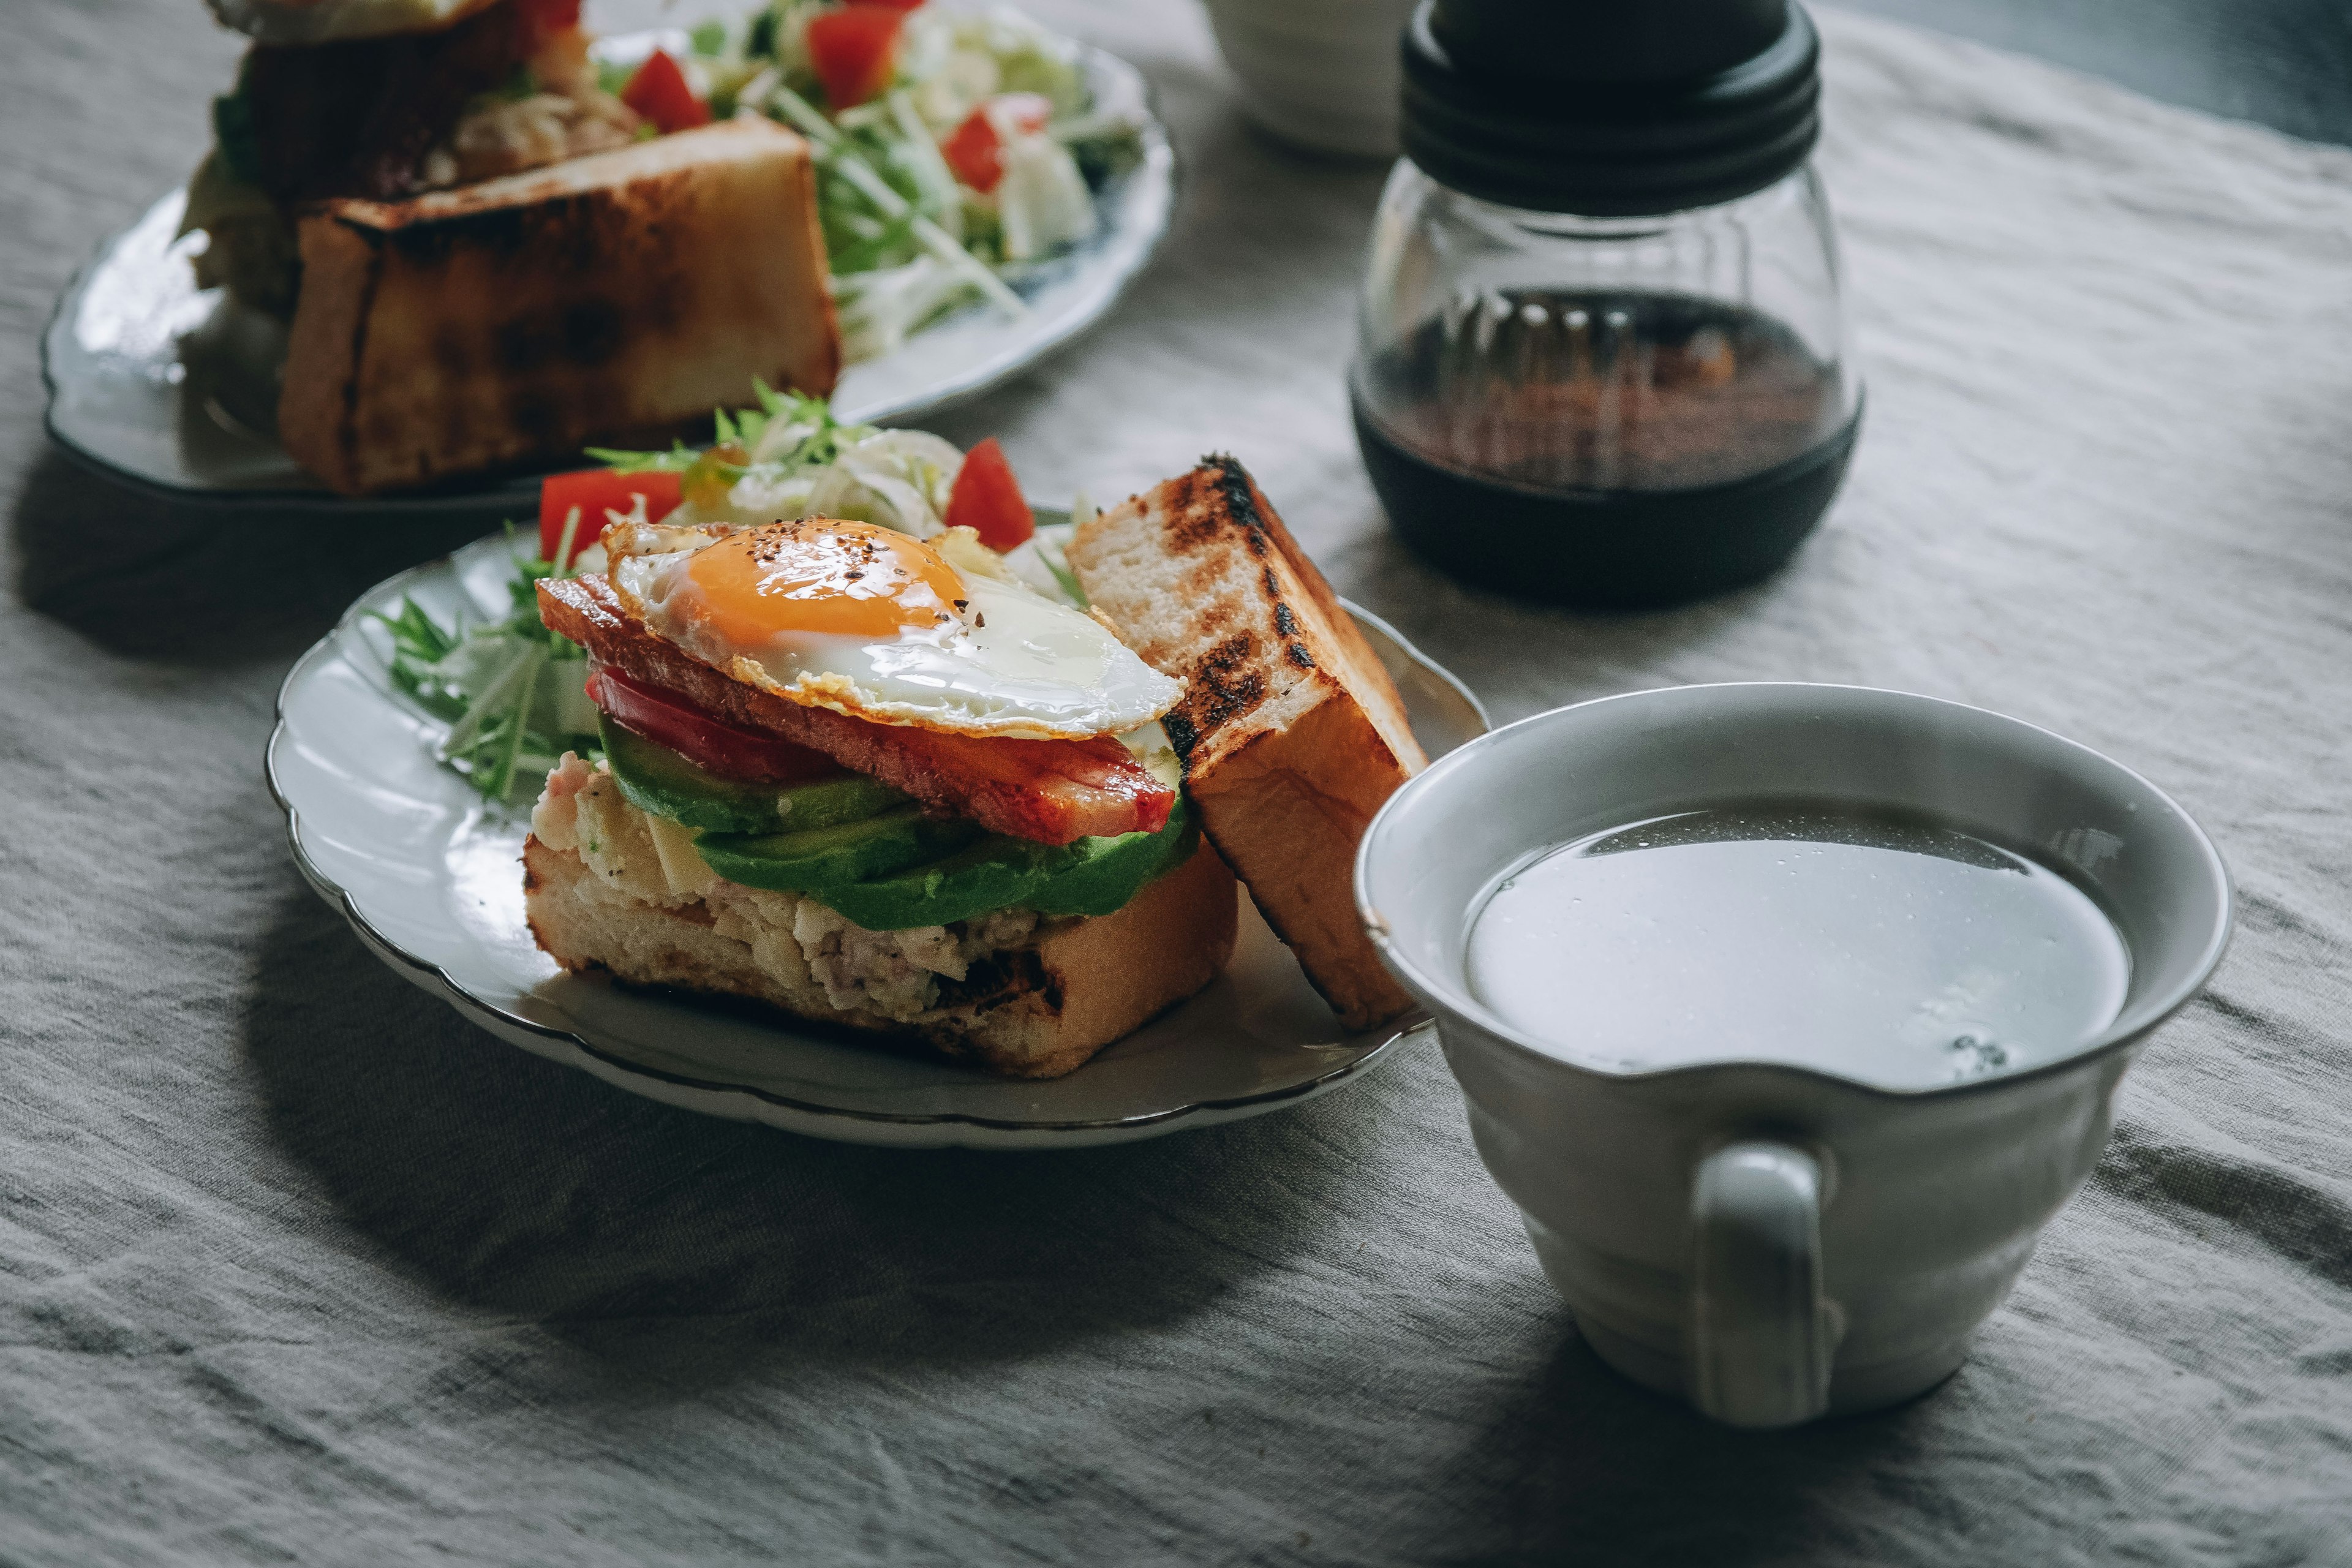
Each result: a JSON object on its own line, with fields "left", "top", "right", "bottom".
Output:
{"left": 607, "top": 527, "right": 1182, "bottom": 741}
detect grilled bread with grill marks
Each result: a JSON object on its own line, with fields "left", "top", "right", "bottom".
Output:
{"left": 1065, "top": 456, "right": 1426, "bottom": 1030}
{"left": 279, "top": 117, "right": 838, "bottom": 494}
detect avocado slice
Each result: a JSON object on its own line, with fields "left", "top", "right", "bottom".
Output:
{"left": 601, "top": 715, "right": 905, "bottom": 835}
{"left": 604, "top": 713, "right": 1200, "bottom": 931}
{"left": 771, "top": 773, "right": 918, "bottom": 832}
{"left": 693, "top": 806, "right": 987, "bottom": 893}
{"left": 697, "top": 796, "right": 1199, "bottom": 932}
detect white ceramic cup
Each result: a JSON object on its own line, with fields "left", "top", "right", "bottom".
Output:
{"left": 1355, "top": 684, "right": 2231, "bottom": 1427}
{"left": 1200, "top": 0, "right": 1420, "bottom": 157}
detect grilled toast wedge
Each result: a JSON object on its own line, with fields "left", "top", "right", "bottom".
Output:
{"left": 1066, "top": 456, "right": 1427, "bottom": 1030}
{"left": 279, "top": 116, "right": 838, "bottom": 494}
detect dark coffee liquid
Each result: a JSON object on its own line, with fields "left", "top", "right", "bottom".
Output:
{"left": 1362, "top": 290, "right": 1845, "bottom": 491}
{"left": 1353, "top": 290, "right": 1861, "bottom": 608}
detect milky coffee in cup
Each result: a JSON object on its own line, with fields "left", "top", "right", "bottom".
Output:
{"left": 1463, "top": 803, "right": 2130, "bottom": 1090}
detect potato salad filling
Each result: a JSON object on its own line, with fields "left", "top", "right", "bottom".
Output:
{"left": 532, "top": 752, "right": 1042, "bottom": 1020}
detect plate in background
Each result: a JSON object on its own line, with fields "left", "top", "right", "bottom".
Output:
{"left": 267, "top": 529, "right": 1488, "bottom": 1148}
{"left": 43, "top": 42, "right": 1174, "bottom": 518}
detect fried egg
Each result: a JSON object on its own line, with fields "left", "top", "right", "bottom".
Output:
{"left": 606, "top": 518, "right": 1182, "bottom": 740}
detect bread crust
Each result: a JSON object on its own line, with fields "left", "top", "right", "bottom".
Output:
{"left": 524, "top": 835, "right": 1240, "bottom": 1080}
{"left": 279, "top": 118, "right": 839, "bottom": 494}
{"left": 208, "top": 0, "right": 505, "bottom": 45}
{"left": 1066, "top": 457, "right": 1427, "bottom": 1030}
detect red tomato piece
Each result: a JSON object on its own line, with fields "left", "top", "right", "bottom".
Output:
{"left": 620, "top": 49, "right": 712, "bottom": 135}
{"left": 859, "top": 0, "right": 927, "bottom": 9}
{"left": 938, "top": 108, "right": 1002, "bottom": 192}
{"left": 514, "top": 0, "right": 581, "bottom": 40}
{"left": 806, "top": 6, "right": 906, "bottom": 110}
{"left": 939, "top": 94, "right": 1054, "bottom": 193}
{"left": 586, "top": 668, "right": 848, "bottom": 785}
{"left": 538, "top": 468, "right": 684, "bottom": 562}
{"left": 943, "top": 437, "right": 1034, "bottom": 550}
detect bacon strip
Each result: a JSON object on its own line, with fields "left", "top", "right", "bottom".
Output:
{"left": 539, "top": 575, "right": 1175, "bottom": 846}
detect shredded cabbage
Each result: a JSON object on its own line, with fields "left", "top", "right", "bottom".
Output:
{"left": 708, "top": 1, "right": 1144, "bottom": 360}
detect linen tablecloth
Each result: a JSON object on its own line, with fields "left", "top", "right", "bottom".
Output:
{"left": 6, "top": 3, "right": 2351, "bottom": 1562}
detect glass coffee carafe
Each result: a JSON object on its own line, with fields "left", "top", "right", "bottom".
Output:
{"left": 1352, "top": 0, "right": 1861, "bottom": 608}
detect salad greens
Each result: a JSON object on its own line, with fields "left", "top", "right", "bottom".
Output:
{"left": 374, "top": 538, "right": 599, "bottom": 804}
{"left": 591, "top": 380, "right": 965, "bottom": 535}
{"left": 670, "top": 4, "right": 1145, "bottom": 360}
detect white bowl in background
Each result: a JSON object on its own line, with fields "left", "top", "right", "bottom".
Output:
{"left": 1202, "top": 0, "right": 1420, "bottom": 157}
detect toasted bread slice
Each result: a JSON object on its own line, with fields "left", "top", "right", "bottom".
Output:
{"left": 523, "top": 764, "right": 1238, "bottom": 1079}
{"left": 1066, "top": 457, "right": 1427, "bottom": 1030}
{"left": 279, "top": 117, "right": 838, "bottom": 494}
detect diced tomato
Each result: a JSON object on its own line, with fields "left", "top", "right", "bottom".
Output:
{"left": 621, "top": 49, "right": 711, "bottom": 135}
{"left": 938, "top": 111, "right": 1000, "bottom": 192}
{"left": 538, "top": 468, "right": 684, "bottom": 562}
{"left": 943, "top": 437, "right": 1035, "bottom": 549}
{"left": 586, "top": 667, "right": 848, "bottom": 786}
{"left": 859, "top": 0, "right": 927, "bottom": 9}
{"left": 938, "top": 93, "right": 1054, "bottom": 194}
{"left": 513, "top": 0, "right": 581, "bottom": 42}
{"left": 805, "top": 6, "right": 906, "bottom": 110}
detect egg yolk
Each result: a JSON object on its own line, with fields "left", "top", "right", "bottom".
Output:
{"left": 684, "top": 519, "right": 967, "bottom": 643}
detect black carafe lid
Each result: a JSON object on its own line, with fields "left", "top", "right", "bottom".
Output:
{"left": 1400, "top": 0, "right": 1821, "bottom": 217}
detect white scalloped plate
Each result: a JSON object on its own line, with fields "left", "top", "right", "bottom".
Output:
{"left": 44, "top": 41, "right": 1174, "bottom": 517}
{"left": 267, "top": 530, "right": 1489, "bottom": 1148}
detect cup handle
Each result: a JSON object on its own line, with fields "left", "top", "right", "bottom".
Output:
{"left": 1689, "top": 1140, "right": 1836, "bottom": 1428}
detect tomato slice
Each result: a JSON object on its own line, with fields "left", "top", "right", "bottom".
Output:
{"left": 943, "top": 437, "right": 1034, "bottom": 549}
{"left": 806, "top": 6, "right": 906, "bottom": 110}
{"left": 620, "top": 49, "right": 712, "bottom": 135}
{"left": 938, "top": 93, "right": 1054, "bottom": 194}
{"left": 586, "top": 667, "right": 847, "bottom": 785}
{"left": 538, "top": 469, "right": 684, "bottom": 562}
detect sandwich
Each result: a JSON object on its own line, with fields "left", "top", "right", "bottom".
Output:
{"left": 184, "top": 0, "right": 838, "bottom": 494}
{"left": 517, "top": 439, "right": 1425, "bottom": 1076}
{"left": 522, "top": 503, "right": 1235, "bottom": 1079}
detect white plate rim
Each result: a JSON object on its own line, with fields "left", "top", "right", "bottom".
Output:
{"left": 265, "top": 536, "right": 1489, "bottom": 1149}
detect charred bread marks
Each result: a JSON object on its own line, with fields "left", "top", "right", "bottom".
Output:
{"left": 1067, "top": 458, "right": 1427, "bottom": 1030}
{"left": 279, "top": 118, "right": 839, "bottom": 494}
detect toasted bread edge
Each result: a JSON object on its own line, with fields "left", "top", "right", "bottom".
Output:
{"left": 524, "top": 834, "right": 1239, "bottom": 1080}
{"left": 1068, "top": 458, "right": 1427, "bottom": 1030}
